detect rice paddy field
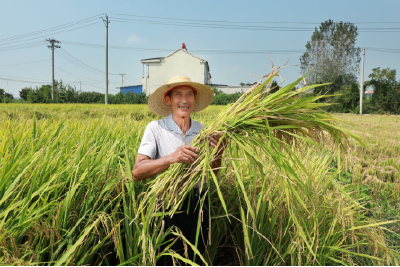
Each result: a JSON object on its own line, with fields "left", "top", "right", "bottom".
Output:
{"left": 0, "top": 103, "right": 399, "bottom": 266}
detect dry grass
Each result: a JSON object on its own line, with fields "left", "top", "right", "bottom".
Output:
{"left": 335, "top": 114, "right": 400, "bottom": 191}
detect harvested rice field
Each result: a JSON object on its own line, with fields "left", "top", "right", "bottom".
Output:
{"left": 0, "top": 102, "right": 399, "bottom": 266}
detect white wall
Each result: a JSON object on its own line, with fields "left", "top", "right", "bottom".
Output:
{"left": 216, "top": 86, "right": 253, "bottom": 94}
{"left": 143, "top": 50, "right": 207, "bottom": 95}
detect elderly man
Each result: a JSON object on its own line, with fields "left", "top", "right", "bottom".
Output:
{"left": 132, "top": 76, "right": 225, "bottom": 265}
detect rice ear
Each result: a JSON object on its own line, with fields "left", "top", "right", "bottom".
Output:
{"left": 140, "top": 65, "right": 357, "bottom": 214}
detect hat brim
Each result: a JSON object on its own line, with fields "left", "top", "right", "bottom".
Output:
{"left": 148, "top": 81, "right": 214, "bottom": 117}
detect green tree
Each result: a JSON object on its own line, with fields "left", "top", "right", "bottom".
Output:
{"left": 327, "top": 82, "right": 360, "bottom": 113}
{"left": 53, "top": 80, "right": 79, "bottom": 103}
{"left": 27, "top": 84, "right": 52, "bottom": 103}
{"left": 212, "top": 87, "right": 223, "bottom": 95}
{"left": 269, "top": 80, "right": 280, "bottom": 94}
{"left": 123, "top": 92, "right": 148, "bottom": 104}
{"left": 211, "top": 92, "right": 243, "bottom": 105}
{"left": 1, "top": 89, "right": 14, "bottom": 103}
{"left": 365, "top": 69, "right": 399, "bottom": 114}
{"left": 19, "top": 87, "right": 32, "bottom": 101}
{"left": 368, "top": 67, "right": 396, "bottom": 82}
{"left": 300, "top": 19, "right": 361, "bottom": 94}
{"left": 77, "top": 91, "right": 104, "bottom": 103}
{"left": 4, "top": 92, "right": 13, "bottom": 99}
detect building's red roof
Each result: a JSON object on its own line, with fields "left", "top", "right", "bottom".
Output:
{"left": 365, "top": 91, "right": 374, "bottom": 94}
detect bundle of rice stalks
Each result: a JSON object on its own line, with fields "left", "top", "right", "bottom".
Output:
{"left": 140, "top": 67, "right": 359, "bottom": 216}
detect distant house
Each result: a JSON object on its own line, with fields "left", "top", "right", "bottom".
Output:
{"left": 140, "top": 49, "right": 211, "bottom": 95}
{"left": 212, "top": 85, "right": 254, "bottom": 94}
{"left": 118, "top": 85, "right": 143, "bottom": 94}
{"left": 365, "top": 90, "right": 374, "bottom": 99}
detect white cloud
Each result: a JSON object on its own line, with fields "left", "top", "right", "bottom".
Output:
{"left": 127, "top": 34, "right": 144, "bottom": 44}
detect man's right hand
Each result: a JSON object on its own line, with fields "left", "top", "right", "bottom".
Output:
{"left": 168, "top": 145, "right": 199, "bottom": 164}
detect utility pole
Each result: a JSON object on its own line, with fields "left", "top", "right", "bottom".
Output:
{"left": 46, "top": 39, "right": 61, "bottom": 101}
{"left": 80, "top": 81, "right": 81, "bottom": 92}
{"left": 102, "top": 14, "right": 110, "bottom": 104}
{"left": 360, "top": 48, "right": 365, "bottom": 115}
{"left": 119, "top": 74, "right": 126, "bottom": 87}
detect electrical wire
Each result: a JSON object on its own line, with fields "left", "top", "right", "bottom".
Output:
{"left": 125, "top": 77, "right": 142, "bottom": 85}
{"left": 55, "top": 66, "right": 106, "bottom": 83}
{"left": 0, "top": 75, "right": 51, "bottom": 82}
{"left": 124, "top": 76, "right": 141, "bottom": 84}
{"left": 0, "top": 76, "right": 49, "bottom": 84}
{"left": 60, "top": 40, "right": 304, "bottom": 54}
{"left": 109, "top": 17, "right": 314, "bottom": 32}
{"left": 0, "top": 41, "right": 45, "bottom": 52}
{"left": 0, "top": 15, "right": 101, "bottom": 43}
{"left": 369, "top": 48, "right": 400, "bottom": 54}
{"left": 0, "top": 59, "right": 50, "bottom": 67}
{"left": 55, "top": 49, "right": 119, "bottom": 86}
{"left": 80, "top": 82, "right": 104, "bottom": 90}
{"left": 56, "top": 49, "right": 106, "bottom": 75}
{"left": 109, "top": 15, "right": 400, "bottom": 32}
{"left": 58, "top": 48, "right": 105, "bottom": 74}
{"left": 0, "top": 22, "right": 101, "bottom": 47}
{"left": 108, "top": 13, "right": 400, "bottom": 25}
{"left": 58, "top": 48, "right": 120, "bottom": 76}
{"left": 0, "top": 65, "right": 49, "bottom": 70}
{"left": 59, "top": 40, "right": 400, "bottom": 58}
{"left": 0, "top": 75, "right": 82, "bottom": 84}
{"left": 0, "top": 75, "right": 117, "bottom": 94}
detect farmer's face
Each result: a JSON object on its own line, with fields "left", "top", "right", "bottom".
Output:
{"left": 165, "top": 86, "right": 196, "bottom": 117}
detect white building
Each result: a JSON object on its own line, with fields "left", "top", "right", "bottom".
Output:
{"left": 214, "top": 85, "right": 254, "bottom": 94}
{"left": 141, "top": 49, "right": 211, "bottom": 95}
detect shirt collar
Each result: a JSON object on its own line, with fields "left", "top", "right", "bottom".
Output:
{"left": 165, "top": 114, "right": 201, "bottom": 135}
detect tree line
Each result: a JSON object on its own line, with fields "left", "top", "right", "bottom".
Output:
{"left": 2, "top": 80, "right": 245, "bottom": 105}
{"left": 0, "top": 89, "right": 14, "bottom": 103}
{"left": 3, "top": 80, "right": 149, "bottom": 104}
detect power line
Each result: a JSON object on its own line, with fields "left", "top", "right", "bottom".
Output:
{"left": 56, "top": 49, "right": 102, "bottom": 74}
{"left": 58, "top": 47, "right": 120, "bottom": 75}
{"left": 59, "top": 40, "right": 400, "bottom": 55}
{"left": 108, "top": 13, "right": 400, "bottom": 25}
{"left": 124, "top": 75, "right": 141, "bottom": 84}
{"left": 109, "top": 17, "right": 314, "bottom": 32}
{"left": 55, "top": 48, "right": 119, "bottom": 86}
{"left": 0, "top": 59, "right": 50, "bottom": 67}
{"left": 369, "top": 47, "right": 400, "bottom": 54}
{"left": 56, "top": 49, "right": 108, "bottom": 76}
{"left": 0, "top": 75, "right": 52, "bottom": 82}
{"left": 59, "top": 48, "right": 105, "bottom": 74}
{"left": 0, "top": 15, "right": 101, "bottom": 43}
{"left": 0, "top": 74, "right": 104, "bottom": 86}
{"left": 0, "top": 65, "right": 48, "bottom": 70}
{"left": 0, "top": 77, "right": 49, "bottom": 84}
{"left": 0, "top": 41, "right": 45, "bottom": 52}
{"left": 60, "top": 40, "right": 304, "bottom": 54}
{"left": 80, "top": 82, "right": 104, "bottom": 90}
{"left": 0, "top": 22, "right": 101, "bottom": 48}
{"left": 55, "top": 66, "right": 106, "bottom": 83}
{"left": 108, "top": 15, "right": 400, "bottom": 32}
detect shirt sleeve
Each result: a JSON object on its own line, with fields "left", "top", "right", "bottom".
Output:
{"left": 138, "top": 122, "right": 157, "bottom": 159}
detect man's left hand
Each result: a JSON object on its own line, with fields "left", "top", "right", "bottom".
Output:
{"left": 210, "top": 134, "right": 227, "bottom": 156}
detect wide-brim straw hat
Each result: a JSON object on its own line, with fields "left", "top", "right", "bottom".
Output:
{"left": 148, "top": 76, "right": 214, "bottom": 117}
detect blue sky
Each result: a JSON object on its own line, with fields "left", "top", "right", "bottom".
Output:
{"left": 1, "top": 0, "right": 400, "bottom": 97}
